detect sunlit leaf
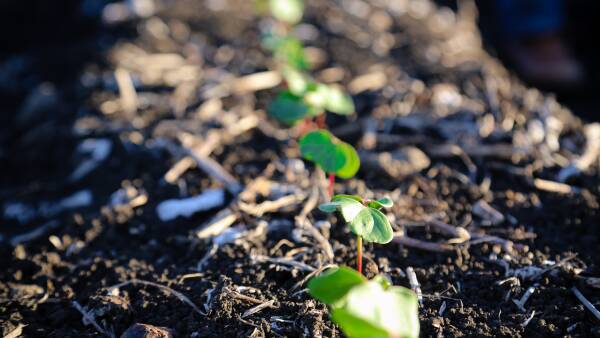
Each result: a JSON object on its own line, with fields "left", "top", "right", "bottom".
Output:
{"left": 333, "top": 281, "right": 420, "bottom": 338}
{"left": 304, "top": 83, "right": 330, "bottom": 113}
{"left": 283, "top": 67, "right": 309, "bottom": 95}
{"left": 269, "top": 0, "right": 304, "bottom": 24}
{"left": 268, "top": 91, "right": 309, "bottom": 125}
{"left": 328, "top": 196, "right": 365, "bottom": 223}
{"left": 308, "top": 266, "right": 365, "bottom": 305}
{"left": 325, "top": 85, "right": 354, "bottom": 115}
{"left": 299, "top": 130, "right": 360, "bottom": 179}
{"left": 331, "top": 308, "right": 389, "bottom": 338}
{"left": 348, "top": 208, "right": 375, "bottom": 238}
{"left": 335, "top": 142, "right": 360, "bottom": 179}
{"left": 360, "top": 208, "right": 393, "bottom": 244}
{"left": 331, "top": 194, "right": 363, "bottom": 203}
{"left": 366, "top": 197, "right": 393, "bottom": 210}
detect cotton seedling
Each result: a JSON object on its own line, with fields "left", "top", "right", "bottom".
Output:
{"left": 308, "top": 266, "right": 420, "bottom": 338}
{"left": 299, "top": 130, "right": 360, "bottom": 197}
{"left": 319, "top": 194, "right": 393, "bottom": 274}
{"left": 259, "top": 0, "right": 354, "bottom": 128}
{"left": 268, "top": 72, "right": 355, "bottom": 128}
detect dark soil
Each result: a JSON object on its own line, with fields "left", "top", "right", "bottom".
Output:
{"left": 1, "top": 0, "right": 599, "bottom": 337}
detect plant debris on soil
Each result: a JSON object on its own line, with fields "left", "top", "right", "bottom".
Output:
{"left": 1, "top": 0, "right": 600, "bottom": 337}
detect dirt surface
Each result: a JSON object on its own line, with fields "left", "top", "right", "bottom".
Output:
{"left": 1, "top": 0, "right": 600, "bottom": 337}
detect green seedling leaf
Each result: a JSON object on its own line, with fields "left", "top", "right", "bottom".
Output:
{"left": 325, "top": 86, "right": 355, "bottom": 115}
{"left": 366, "top": 197, "right": 393, "bottom": 210}
{"left": 304, "top": 83, "right": 330, "bottom": 113}
{"left": 348, "top": 208, "right": 375, "bottom": 238}
{"left": 308, "top": 266, "right": 366, "bottom": 305}
{"left": 263, "top": 34, "right": 307, "bottom": 70}
{"left": 269, "top": 0, "right": 304, "bottom": 24}
{"left": 274, "top": 36, "right": 308, "bottom": 70}
{"left": 332, "top": 281, "right": 420, "bottom": 338}
{"left": 299, "top": 130, "right": 345, "bottom": 173}
{"left": 359, "top": 208, "right": 393, "bottom": 244}
{"left": 335, "top": 142, "right": 360, "bottom": 179}
{"left": 319, "top": 194, "right": 394, "bottom": 244}
{"left": 283, "top": 67, "right": 309, "bottom": 96}
{"left": 268, "top": 91, "right": 309, "bottom": 125}
{"left": 330, "top": 309, "right": 389, "bottom": 338}
{"left": 319, "top": 196, "right": 365, "bottom": 222}
{"left": 332, "top": 194, "right": 363, "bottom": 203}
{"left": 299, "top": 130, "right": 360, "bottom": 179}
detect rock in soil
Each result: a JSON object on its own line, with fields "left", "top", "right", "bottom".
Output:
{"left": 120, "top": 323, "right": 173, "bottom": 338}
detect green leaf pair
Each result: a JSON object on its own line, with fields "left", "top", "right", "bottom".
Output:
{"left": 319, "top": 194, "right": 394, "bottom": 244}
{"left": 268, "top": 71, "right": 355, "bottom": 126}
{"left": 308, "top": 267, "right": 420, "bottom": 338}
{"left": 299, "top": 130, "right": 360, "bottom": 179}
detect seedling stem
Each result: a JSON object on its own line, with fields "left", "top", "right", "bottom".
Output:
{"left": 327, "top": 173, "right": 335, "bottom": 198}
{"left": 356, "top": 235, "right": 363, "bottom": 274}
{"left": 316, "top": 114, "right": 326, "bottom": 129}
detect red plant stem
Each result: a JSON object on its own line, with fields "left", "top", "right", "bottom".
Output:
{"left": 316, "top": 114, "right": 326, "bottom": 129}
{"left": 327, "top": 173, "right": 335, "bottom": 198}
{"left": 357, "top": 235, "right": 363, "bottom": 275}
{"left": 297, "top": 118, "right": 313, "bottom": 136}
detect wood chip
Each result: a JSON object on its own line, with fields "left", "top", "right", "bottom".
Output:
{"left": 232, "top": 71, "right": 281, "bottom": 94}
{"left": 114, "top": 67, "right": 138, "bottom": 116}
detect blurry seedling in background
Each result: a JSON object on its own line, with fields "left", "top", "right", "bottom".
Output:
{"left": 268, "top": 69, "right": 355, "bottom": 128}
{"left": 319, "top": 195, "right": 393, "bottom": 274}
{"left": 309, "top": 267, "right": 420, "bottom": 338}
{"left": 299, "top": 130, "right": 360, "bottom": 197}
{"left": 259, "top": 0, "right": 355, "bottom": 129}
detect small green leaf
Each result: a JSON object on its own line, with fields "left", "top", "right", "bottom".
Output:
{"left": 299, "top": 130, "right": 344, "bottom": 173}
{"left": 319, "top": 197, "right": 365, "bottom": 223}
{"left": 317, "top": 202, "right": 339, "bottom": 213}
{"left": 330, "top": 308, "right": 389, "bottom": 338}
{"left": 269, "top": 0, "right": 304, "bottom": 24}
{"left": 304, "top": 83, "right": 330, "bottom": 112}
{"left": 332, "top": 194, "right": 363, "bottom": 203}
{"left": 299, "top": 130, "right": 360, "bottom": 179}
{"left": 348, "top": 207, "right": 375, "bottom": 238}
{"left": 263, "top": 34, "right": 307, "bottom": 70}
{"left": 299, "top": 129, "right": 332, "bottom": 161}
{"left": 325, "top": 86, "right": 354, "bottom": 115}
{"left": 308, "top": 266, "right": 366, "bottom": 305}
{"left": 335, "top": 142, "right": 360, "bottom": 179}
{"left": 360, "top": 208, "right": 394, "bottom": 244}
{"left": 283, "top": 68, "right": 309, "bottom": 96}
{"left": 366, "top": 197, "right": 393, "bottom": 210}
{"left": 332, "top": 281, "right": 420, "bottom": 338}
{"left": 268, "top": 91, "right": 309, "bottom": 125}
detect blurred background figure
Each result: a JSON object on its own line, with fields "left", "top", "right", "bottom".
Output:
{"left": 492, "top": 0, "right": 584, "bottom": 88}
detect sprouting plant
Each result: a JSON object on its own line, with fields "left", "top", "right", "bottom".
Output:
{"left": 299, "top": 129, "right": 360, "bottom": 197}
{"left": 259, "top": 0, "right": 355, "bottom": 128}
{"left": 319, "top": 194, "right": 393, "bottom": 274}
{"left": 308, "top": 266, "right": 420, "bottom": 338}
{"left": 268, "top": 71, "right": 355, "bottom": 128}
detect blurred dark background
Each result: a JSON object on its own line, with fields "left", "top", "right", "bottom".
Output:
{"left": 1, "top": 0, "right": 599, "bottom": 123}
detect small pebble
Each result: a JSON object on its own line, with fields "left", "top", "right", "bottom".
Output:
{"left": 121, "top": 323, "right": 173, "bottom": 338}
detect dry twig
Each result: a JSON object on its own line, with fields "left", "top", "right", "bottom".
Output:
{"left": 572, "top": 287, "right": 600, "bottom": 321}
{"left": 107, "top": 279, "right": 205, "bottom": 316}
{"left": 71, "top": 301, "right": 115, "bottom": 338}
